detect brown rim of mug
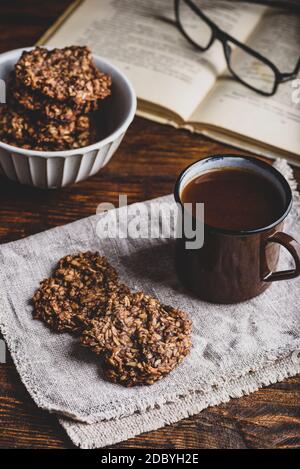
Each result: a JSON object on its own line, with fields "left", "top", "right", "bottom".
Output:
{"left": 174, "top": 154, "right": 293, "bottom": 236}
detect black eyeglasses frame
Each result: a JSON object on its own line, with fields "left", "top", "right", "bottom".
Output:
{"left": 174, "top": 0, "right": 300, "bottom": 96}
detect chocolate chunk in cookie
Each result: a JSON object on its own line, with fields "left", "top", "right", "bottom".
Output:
{"left": 81, "top": 292, "right": 192, "bottom": 386}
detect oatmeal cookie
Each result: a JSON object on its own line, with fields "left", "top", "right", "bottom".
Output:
{"left": 10, "top": 73, "right": 101, "bottom": 122}
{"left": 33, "top": 252, "right": 129, "bottom": 333}
{"left": 81, "top": 292, "right": 192, "bottom": 386}
{"left": 54, "top": 252, "right": 119, "bottom": 288}
{"left": 1, "top": 46, "right": 109, "bottom": 151}
{"left": 0, "top": 105, "right": 30, "bottom": 142}
{"left": 54, "top": 252, "right": 130, "bottom": 309}
{"left": 31, "top": 115, "right": 90, "bottom": 140}
{"left": 32, "top": 277, "right": 90, "bottom": 333}
{"left": 15, "top": 46, "right": 112, "bottom": 105}
{"left": 0, "top": 105, "right": 96, "bottom": 150}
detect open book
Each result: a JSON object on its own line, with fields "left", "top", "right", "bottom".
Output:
{"left": 39, "top": 0, "right": 300, "bottom": 165}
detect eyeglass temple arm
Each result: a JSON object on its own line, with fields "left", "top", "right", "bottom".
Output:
{"left": 227, "top": 0, "right": 300, "bottom": 13}
{"left": 294, "top": 57, "right": 300, "bottom": 76}
{"left": 279, "top": 58, "right": 300, "bottom": 82}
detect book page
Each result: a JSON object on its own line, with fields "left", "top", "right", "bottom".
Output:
{"left": 45, "top": 0, "right": 265, "bottom": 121}
{"left": 192, "top": 9, "right": 300, "bottom": 156}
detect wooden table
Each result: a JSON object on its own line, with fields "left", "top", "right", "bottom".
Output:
{"left": 0, "top": 0, "right": 299, "bottom": 450}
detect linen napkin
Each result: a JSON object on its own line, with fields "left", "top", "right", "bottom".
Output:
{"left": 0, "top": 159, "right": 299, "bottom": 448}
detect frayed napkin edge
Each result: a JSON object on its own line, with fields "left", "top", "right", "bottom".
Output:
{"left": 60, "top": 352, "right": 300, "bottom": 448}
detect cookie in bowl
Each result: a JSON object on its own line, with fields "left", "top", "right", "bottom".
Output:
{"left": 0, "top": 46, "right": 136, "bottom": 188}
{"left": 1, "top": 46, "right": 111, "bottom": 151}
{"left": 0, "top": 105, "right": 96, "bottom": 151}
{"left": 9, "top": 71, "right": 101, "bottom": 122}
{"left": 15, "top": 46, "right": 111, "bottom": 105}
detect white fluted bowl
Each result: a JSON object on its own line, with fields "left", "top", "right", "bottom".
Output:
{"left": 0, "top": 48, "right": 136, "bottom": 188}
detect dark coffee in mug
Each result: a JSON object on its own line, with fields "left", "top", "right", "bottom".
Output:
{"left": 181, "top": 168, "right": 285, "bottom": 231}
{"left": 174, "top": 155, "right": 300, "bottom": 304}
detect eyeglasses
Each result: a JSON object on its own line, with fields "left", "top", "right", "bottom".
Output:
{"left": 174, "top": 0, "right": 300, "bottom": 96}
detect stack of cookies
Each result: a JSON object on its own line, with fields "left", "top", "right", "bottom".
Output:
{"left": 33, "top": 252, "right": 192, "bottom": 387}
{"left": 0, "top": 46, "right": 112, "bottom": 151}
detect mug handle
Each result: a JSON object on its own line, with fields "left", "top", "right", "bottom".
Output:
{"left": 263, "top": 232, "right": 300, "bottom": 282}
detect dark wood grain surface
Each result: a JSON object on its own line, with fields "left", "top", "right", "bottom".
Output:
{"left": 0, "top": 0, "right": 299, "bottom": 450}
